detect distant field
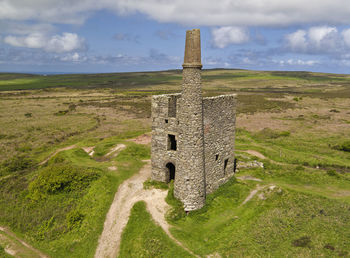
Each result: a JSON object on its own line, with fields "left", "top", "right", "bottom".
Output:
{"left": 1, "top": 69, "right": 350, "bottom": 93}
{"left": 0, "top": 69, "right": 349, "bottom": 257}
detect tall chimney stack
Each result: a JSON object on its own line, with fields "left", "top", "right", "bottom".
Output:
{"left": 175, "top": 29, "right": 206, "bottom": 211}
{"left": 183, "top": 29, "right": 202, "bottom": 68}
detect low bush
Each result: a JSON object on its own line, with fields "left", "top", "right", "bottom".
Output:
{"left": 1, "top": 155, "right": 33, "bottom": 173}
{"left": 326, "top": 170, "right": 339, "bottom": 177}
{"left": 333, "top": 141, "right": 350, "bottom": 152}
{"left": 292, "top": 236, "right": 311, "bottom": 248}
{"left": 339, "top": 141, "right": 350, "bottom": 152}
{"left": 66, "top": 209, "right": 85, "bottom": 230}
{"left": 54, "top": 110, "right": 69, "bottom": 116}
{"left": 28, "top": 164, "right": 99, "bottom": 200}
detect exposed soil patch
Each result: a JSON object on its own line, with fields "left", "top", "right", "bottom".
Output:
{"left": 105, "top": 144, "right": 126, "bottom": 158}
{"left": 127, "top": 133, "right": 151, "bottom": 145}
{"left": 240, "top": 150, "right": 267, "bottom": 160}
{"left": 82, "top": 146, "right": 95, "bottom": 156}
{"left": 236, "top": 176, "right": 262, "bottom": 182}
{"left": 241, "top": 185, "right": 265, "bottom": 205}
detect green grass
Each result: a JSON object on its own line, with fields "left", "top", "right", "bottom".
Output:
{"left": 0, "top": 69, "right": 349, "bottom": 257}
{"left": 143, "top": 179, "right": 169, "bottom": 190}
{"left": 119, "top": 201, "right": 193, "bottom": 258}
{"left": 236, "top": 129, "right": 350, "bottom": 169}
{"left": 1, "top": 69, "right": 350, "bottom": 92}
{"left": 0, "top": 138, "right": 150, "bottom": 258}
{"left": 161, "top": 125, "right": 349, "bottom": 257}
{"left": 0, "top": 71, "right": 182, "bottom": 91}
{"left": 166, "top": 173, "right": 350, "bottom": 257}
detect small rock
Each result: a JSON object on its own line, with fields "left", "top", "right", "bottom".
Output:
{"left": 258, "top": 193, "right": 266, "bottom": 200}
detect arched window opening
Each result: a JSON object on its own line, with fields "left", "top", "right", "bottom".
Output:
{"left": 166, "top": 162, "right": 175, "bottom": 182}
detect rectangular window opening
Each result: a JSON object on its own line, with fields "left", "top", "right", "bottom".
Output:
{"left": 215, "top": 154, "right": 219, "bottom": 161}
{"left": 224, "top": 158, "right": 229, "bottom": 175}
{"left": 167, "top": 134, "right": 177, "bottom": 151}
{"left": 165, "top": 119, "right": 168, "bottom": 123}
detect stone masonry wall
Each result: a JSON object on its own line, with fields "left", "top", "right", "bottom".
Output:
{"left": 175, "top": 68, "right": 206, "bottom": 211}
{"left": 203, "top": 94, "right": 236, "bottom": 194}
{"left": 151, "top": 28, "right": 236, "bottom": 211}
{"left": 151, "top": 93, "right": 181, "bottom": 182}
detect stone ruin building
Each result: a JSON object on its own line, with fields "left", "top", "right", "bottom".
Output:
{"left": 151, "top": 29, "right": 236, "bottom": 211}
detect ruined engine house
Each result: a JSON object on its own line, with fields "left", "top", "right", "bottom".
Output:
{"left": 151, "top": 29, "right": 236, "bottom": 211}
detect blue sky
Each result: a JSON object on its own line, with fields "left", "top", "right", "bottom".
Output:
{"left": 1, "top": 0, "right": 350, "bottom": 74}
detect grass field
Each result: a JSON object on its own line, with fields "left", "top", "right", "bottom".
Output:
{"left": 0, "top": 69, "right": 349, "bottom": 257}
{"left": 119, "top": 201, "right": 193, "bottom": 257}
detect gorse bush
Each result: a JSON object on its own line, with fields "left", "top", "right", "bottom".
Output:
{"left": 28, "top": 164, "right": 99, "bottom": 200}
{"left": 1, "top": 155, "right": 33, "bottom": 173}
{"left": 292, "top": 236, "right": 312, "bottom": 248}
{"left": 339, "top": 141, "right": 350, "bottom": 152}
{"left": 66, "top": 209, "right": 85, "bottom": 230}
{"left": 333, "top": 141, "right": 350, "bottom": 152}
{"left": 54, "top": 110, "right": 69, "bottom": 116}
{"left": 326, "top": 170, "right": 339, "bottom": 177}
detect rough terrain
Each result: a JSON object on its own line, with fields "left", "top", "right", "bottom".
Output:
{"left": 94, "top": 160, "right": 196, "bottom": 258}
{"left": 0, "top": 226, "right": 48, "bottom": 258}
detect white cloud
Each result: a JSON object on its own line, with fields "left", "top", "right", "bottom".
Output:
{"left": 0, "top": 21, "right": 54, "bottom": 35}
{"left": 60, "top": 52, "right": 87, "bottom": 62}
{"left": 3, "top": 32, "right": 85, "bottom": 53}
{"left": 278, "top": 59, "right": 319, "bottom": 66}
{"left": 46, "top": 33, "right": 85, "bottom": 53}
{"left": 285, "top": 26, "right": 342, "bottom": 53}
{"left": 4, "top": 33, "right": 45, "bottom": 48}
{"left": 2, "top": 0, "right": 350, "bottom": 26}
{"left": 212, "top": 27, "right": 249, "bottom": 48}
{"left": 308, "top": 27, "right": 337, "bottom": 43}
{"left": 341, "top": 29, "right": 350, "bottom": 47}
{"left": 285, "top": 30, "right": 307, "bottom": 51}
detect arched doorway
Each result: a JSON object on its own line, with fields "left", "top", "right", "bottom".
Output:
{"left": 166, "top": 162, "right": 175, "bottom": 182}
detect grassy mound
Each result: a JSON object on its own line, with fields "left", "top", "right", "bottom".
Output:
{"left": 0, "top": 139, "right": 150, "bottom": 257}
{"left": 119, "top": 201, "right": 193, "bottom": 257}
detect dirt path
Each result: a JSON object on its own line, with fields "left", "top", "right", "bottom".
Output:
{"left": 0, "top": 226, "right": 49, "bottom": 258}
{"left": 94, "top": 161, "right": 196, "bottom": 258}
{"left": 127, "top": 134, "right": 151, "bottom": 145}
{"left": 236, "top": 175, "right": 262, "bottom": 182}
{"left": 237, "top": 149, "right": 285, "bottom": 165}
{"left": 82, "top": 146, "right": 95, "bottom": 156}
{"left": 241, "top": 185, "right": 265, "bottom": 205}
{"left": 105, "top": 144, "right": 126, "bottom": 158}
{"left": 240, "top": 150, "right": 267, "bottom": 160}
{"left": 39, "top": 144, "right": 76, "bottom": 165}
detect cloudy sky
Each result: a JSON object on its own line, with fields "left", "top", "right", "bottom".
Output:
{"left": 2, "top": 0, "right": 350, "bottom": 73}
